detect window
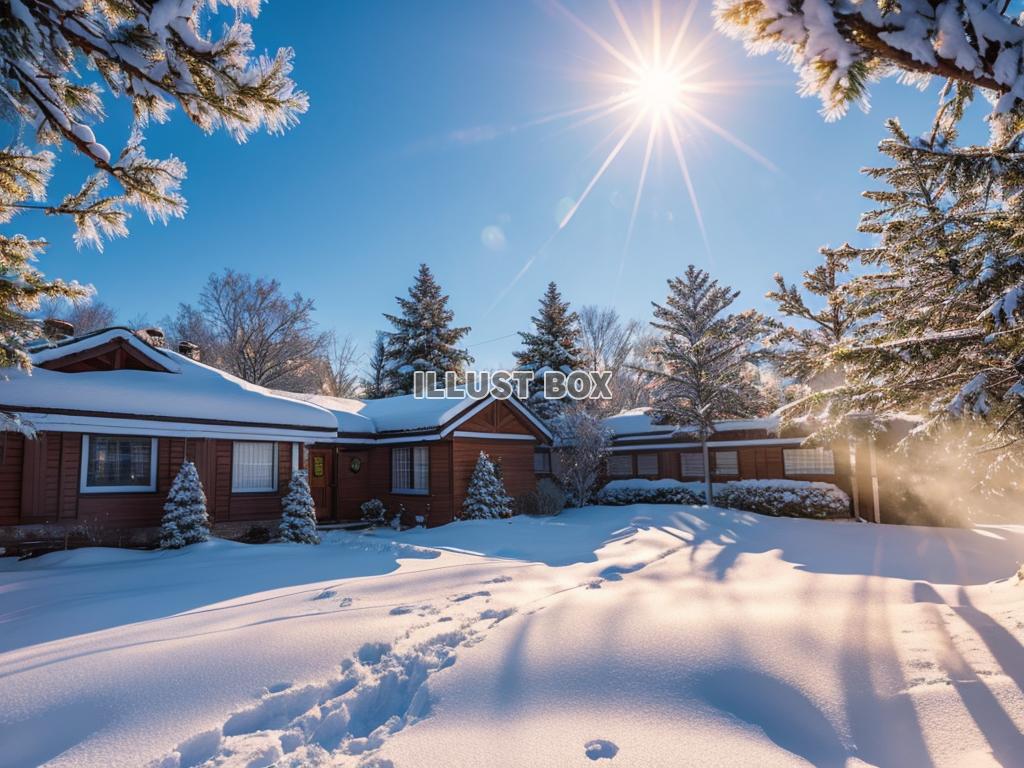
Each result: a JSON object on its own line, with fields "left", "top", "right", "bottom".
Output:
{"left": 636, "top": 453, "right": 659, "bottom": 476}
{"left": 680, "top": 452, "right": 705, "bottom": 477}
{"left": 783, "top": 448, "right": 835, "bottom": 475}
{"left": 81, "top": 435, "right": 156, "bottom": 493}
{"left": 714, "top": 451, "right": 739, "bottom": 475}
{"left": 533, "top": 450, "right": 552, "bottom": 474}
{"left": 392, "top": 446, "right": 429, "bottom": 493}
{"left": 232, "top": 442, "right": 278, "bottom": 493}
{"left": 607, "top": 455, "right": 633, "bottom": 476}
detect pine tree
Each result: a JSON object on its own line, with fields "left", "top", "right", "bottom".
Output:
{"left": 462, "top": 452, "right": 513, "bottom": 519}
{"left": 715, "top": 1, "right": 1024, "bottom": 135}
{"left": 637, "top": 266, "right": 776, "bottom": 504}
{"left": 362, "top": 332, "right": 391, "bottom": 399}
{"left": 160, "top": 461, "right": 210, "bottom": 549}
{"left": 382, "top": 264, "right": 472, "bottom": 395}
{"left": 0, "top": 2, "right": 306, "bottom": 430}
{"left": 766, "top": 244, "right": 861, "bottom": 390}
{"left": 280, "top": 469, "right": 320, "bottom": 544}
{"left": 515, "top": 282, "right": 582, "bottom": 419}
{"left": 803, "top": 117, "right": 1024, "bottom": 454}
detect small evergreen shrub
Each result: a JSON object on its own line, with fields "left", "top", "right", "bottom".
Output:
{"left": 360, "top": 498, "right": 388, "bottom": 526}
{"left": 713, "top": 480, "right": 849, "bottom": 518}
{"left": 596, "top": 479, "right": 703, "bottom": 506}
{"left": 160, "top": 461, "right": 210, "bottom": 549}
{"left": 463, "top": 451, "right": 514, "bottom": 519}
{"left": 280, "top": 469, "right": 320, "bottom": 544}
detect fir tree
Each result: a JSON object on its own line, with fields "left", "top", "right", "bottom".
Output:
{"left": 766, "top": 244, "right": 861, "bottom": 390}
{"left": 160, "top": 461, "right": 210, "bottom": 549}
{"left": 637, "top": 266, "right": 776, "bottom": 504}
{"left": 515, "top": 282, "right": 582, "bottom": 419}
{"left": 382, "top": 264, "right": 472, "bottom": 395}
{"left": 280, "top": 469, "right": 320, "bottom": 544}
{"left": 0, "top": 1, "right": 306, "bottom": 430}
{"left": 362, "top": 332, "right": 391, "bottom": 399}
{"left": 462, "top": 452, "right": 513, "bottom": 520}
{"left": 802, "top": 117, "right": 1024, "bottom": 455}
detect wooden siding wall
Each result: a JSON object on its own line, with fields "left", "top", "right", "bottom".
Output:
{"left": 0, "top": 433, "right": 24, "bottom": 526}
{"left": 6, "top": 432, "right": 296, "bottom": 531}
{"left": 611, "top": 444, "right": 854, "bottom": 501}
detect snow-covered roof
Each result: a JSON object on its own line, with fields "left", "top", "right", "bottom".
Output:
{"left": 274, "top": 392, "right": 471, "bottom": 435}
{"left": 603, "top": 407, "right": 780, "bottom": 439}
{"left": 3, "top": 329, "right": 338, "bottom": 440}
{"left": 277, "top": 391, "right": 552, "bottom": 441}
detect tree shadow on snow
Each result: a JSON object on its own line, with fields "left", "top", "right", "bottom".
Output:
{"left": 653, "top": 507, "right": 1023, "bottom": 585}
{"left": 695, "top": 667, "right": 850, "bottom": 767}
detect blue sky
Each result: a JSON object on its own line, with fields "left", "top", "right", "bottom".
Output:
{"left": 29, "top": 1, "right": 991, "bottom": 370}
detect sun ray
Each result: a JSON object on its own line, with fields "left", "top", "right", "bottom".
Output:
{"left": 666, "top": 118, "right": 709, "bottom": 250}
{"left": 485, "top": 0, "right": 772, "bottom": 310}
{"left": 664, "top": 0, "right": 699, "bottom": 70}
{"left": 619, "top": 119, "right": 660, "bottom": 280}
{"left": 677, "top": 101, "right": 778, "bottom": 172}
{"left": 608, "top": 0, "right": 647, "bottom": 69}
{"left": 547, "top": 0, "right": 643, "bottom": 77}
{"left": 558, "top": 109, "right": 646, "bottom": 230}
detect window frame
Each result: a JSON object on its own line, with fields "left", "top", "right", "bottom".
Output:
{"left": 231, "top": 441, "right": 279, "bottom": 494}
{"left": 713, "top": 450, "right": 739, "bottom": 476}
{"left": 606, "top": 454, "right": 633, "bottom": 477}
{"left": 533, "top": 450, "right": 552, "bottom": 475}
{"left": 635, "top": 453, "right": 659, "bottom": 476}
{"left": 391, "top": 445, "right": 430, "bottom": 495}
{"left": 783, "top": 447, "right": 836, "bottom": 476}
{"left": 80, "top": 434, "right": 158, "bottom": 494}
{"left": 680, "top": 452, "right": 705, "bottom": 477}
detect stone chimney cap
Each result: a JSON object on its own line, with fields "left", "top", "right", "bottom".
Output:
{"left": 42, "top": 318, "right": 74, "bottom": 340}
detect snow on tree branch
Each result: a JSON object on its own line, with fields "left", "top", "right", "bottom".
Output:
{"left": 714, "top": 0, "right": 1024, "bottom": 128}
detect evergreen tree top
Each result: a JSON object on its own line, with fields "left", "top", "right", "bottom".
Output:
{"left": 514, "top": 281, "right": 582, "bottom": 372}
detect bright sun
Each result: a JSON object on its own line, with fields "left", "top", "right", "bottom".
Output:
{"left": 490, "top": 0, "right": 775, "bottom": 311}
{"left": 630, "top": 65, "right": 683, "bottom": 115}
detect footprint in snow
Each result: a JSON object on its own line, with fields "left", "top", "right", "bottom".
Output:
{"left": 265, "top": 681, "right": 292, "bottom": 695}
{"left": 338, "top": 597, "right": 353, "bottom": 608}
{"left": 451, "top": 590, "right": 490, "bottom": 603}
{"left": 390, "top": 605, "right": 415, "bottom": 615}
{"left": 482, "top": 575, "right": 513, "bottom": 584}
{"left": 312, "top": 589, "right": 337, "bottom": 601}
{"left": 585, "top": 739, "right": 619, "bottom": 761}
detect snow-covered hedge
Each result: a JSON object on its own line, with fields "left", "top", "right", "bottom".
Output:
{"left": 594, "top": 478, "right": 850, "bottom": 519}
{"left": 713, "top": 480, "right": 850, "bottom": 519}
{"left": 595, "top": 479, "right": 703, "bottom": 506}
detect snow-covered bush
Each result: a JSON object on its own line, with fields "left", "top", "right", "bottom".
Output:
{"left": 714, "top": 480, "right": 850, "bottom": 519}
{"left": 596, "top": 479, "right": 703, "bottom": 506}
{"left": 463, "top": 452, "right": 514, "bottom": 519}
{"left": 360, "top": 499, "right": 388, "bottom": 526}
{"left": 280, "top": 470, "right": 320, "bottom": 544}
{"left": 515, "top": 478, "right": 567, "bottom": 516}
{"left": 160, "top": 461, "right": 210, "bottom": 549}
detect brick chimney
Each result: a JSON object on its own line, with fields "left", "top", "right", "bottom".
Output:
{"left": 42, "top": 318, "right": 74, "bottom": 340}
{"left": 178, "top": 341, "right": 200, "bottom": 361}
{"left": 136, "top": 327, "right": 165, "bottom": 348}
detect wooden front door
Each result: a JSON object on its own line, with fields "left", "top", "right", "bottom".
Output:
{"left": 308, "top": 448, "right": 334, "bottom": 522}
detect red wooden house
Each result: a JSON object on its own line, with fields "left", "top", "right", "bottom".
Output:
{"left": 0, "top": 327, "right": 552, "bottom": 548}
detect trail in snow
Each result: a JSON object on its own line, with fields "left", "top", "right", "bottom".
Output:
{"left": 152, "top": 544, "right": 675, "bottom": 768}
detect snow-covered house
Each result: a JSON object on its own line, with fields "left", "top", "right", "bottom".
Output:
{"left": 600, "top": 408, "right": 862, "bottom": 517}
{"left": 0, "top": 328, "right": 553, "bottom": 548}
{"left": 283, "top": 391, "right": 553, "bottom": 526}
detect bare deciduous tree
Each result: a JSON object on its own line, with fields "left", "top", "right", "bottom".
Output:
{"left": 317, "top": 335, "right": 362, "bottom": 398}
{"left": 39, "top": 296, "right": 117, "bottom": 335}
{"left": 552, "top": 407, "right": 610, "bottom": 508}
{"left": 179, "top": 270, "right": 330, "bottom": 390}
